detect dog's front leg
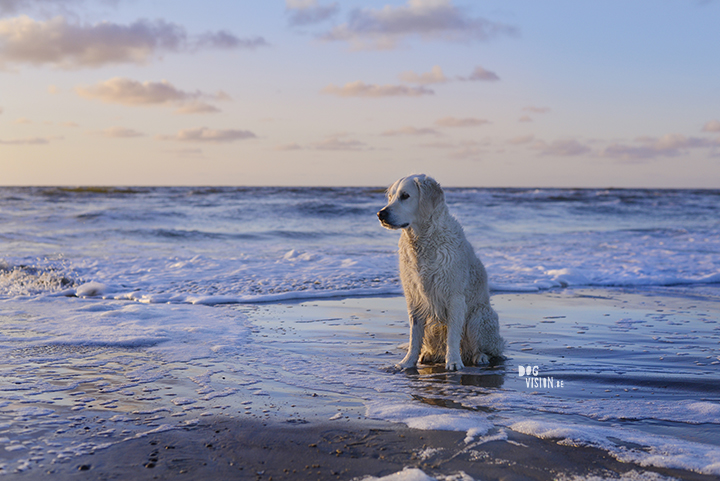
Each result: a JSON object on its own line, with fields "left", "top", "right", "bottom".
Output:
{"left": 397, "top": 311, "right": 425, "bottom": 369}
{"left": 445, "top": 296, "right": 466, "bottom": 371}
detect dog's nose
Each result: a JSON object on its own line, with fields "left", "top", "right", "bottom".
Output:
{"left": 377, "top": 209, "right": 389, "bottom": 222}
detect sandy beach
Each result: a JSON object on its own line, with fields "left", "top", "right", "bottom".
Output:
{"left": 2, "top": 289, "right": 718, "bottom": 480}
{"left": 13, "top": 413, "right": 715, "bottom": 481}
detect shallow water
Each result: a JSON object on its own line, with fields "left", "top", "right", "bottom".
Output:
{"left": 2, "top": 289, "right": 718, "bottom": 477}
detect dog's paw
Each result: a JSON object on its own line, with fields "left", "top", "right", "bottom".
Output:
{"left": 474, "top": 353, "right": 490, "bottom": 365}
{"left": 396, "top": 356, "right": 417, "bottom": 370}
{"left": 445, "top": 356, "right": 464, "bottom": 372}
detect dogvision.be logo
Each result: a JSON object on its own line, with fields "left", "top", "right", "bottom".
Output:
{"left": 518, "top": 365, "right": 564, "bottom": 389}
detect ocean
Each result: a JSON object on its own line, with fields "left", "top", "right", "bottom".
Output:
{"left": 2, "top": 187, "right": 719, "bottom": 301}
{"left": 1, "top": 186, "right": 719, "bottom": 478}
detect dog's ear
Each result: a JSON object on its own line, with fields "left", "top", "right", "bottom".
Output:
{"left": 415, "top": 175, "right": 444, "bottom": 214}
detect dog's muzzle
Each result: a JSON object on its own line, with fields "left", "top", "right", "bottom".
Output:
{"left": 377, "top": 208, "right": 408, "bottom": 229}
{"left": 377, "top": 208, "right": 390, "bottom": 224}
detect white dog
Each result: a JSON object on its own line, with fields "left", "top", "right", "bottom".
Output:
{"left": 378, "top": 174, "right": 504, "bottom": 371}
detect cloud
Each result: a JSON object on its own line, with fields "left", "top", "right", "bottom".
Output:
{"left": 164, "top": 147, "right": 204, "bottom": 157}
{"left": 419, "top": 141, "right": 455, "bottom": 149}
{"left": 174, "top": 101, "right": 222, "bottom": 115}
{"left": 381, "top": 126, "right": 441, "bottom": 136}
{"left": 507, "top": 134, "right": 535, "bottom": 145}
{"left": 399, "top": 65, "right": 448, "bottom": 85}
{"left": 435, "top": 116, "right": 489, "bottom": 127}
{"left": 195, "top": 31, "right": 267, "bottom": 50}
{"left": 275, "top": 142, "right": 303, "bottom": 151}
{"left": 321, "top": 0, "right": 517, "bottom": 50}
{"left": 276, "top": 133, "right": 370, "bottom": 151}
{"left": 518, "top": 107, "right": 548, "bottom": 123}
{"left": 0, "top": 136, "right": 55, "bottom": 145}
{"left": 600, "top": 134, "right": 718, "bottom": 161}
{"left": 76, "top": 77, "right": 226, "bottom": 114}
{"left": 702, "top": 120, "right": 720, "bottom": 132}
{"left": 531, "top": 139, "right": 591, "bottom": 157}
{"left": 0, "top": 15, "right": 267, "bottom": 69}
{"left": 523, "top": 106, "right": 550, "bottom": 114}
{"left": 449, "top": 144, "right": 487, "bottom": 160}
{"left": 0, "top": 0, "right": 127, "bottom": 19}
{"left": 419, "top": 139, "right": 489, "bottom": 159}
{"left": 322, "top": 81, "right": 434, "bottom": 97}
{"left": 458, "top": 65, "right": 500, "bottom": 82}
{"left": 311, "top": 133, "right": 369, "bottom": 151}
{"left": 77, "top": 78, "right": 199, "bottom": 105}
{"left": 93, "top": 126, "right": 144, "bottom": 138}
{"left": 286, "top": 0, "right": 339, "bottom": 26}
{"left": 158, "top": 127, "right": 256, "bottom": 143}
{"left": 14, "top": 117, "right": 32, "bottom": 124}
{"left": 401, "top": 64, "right": 500, "bottom": 87}
{"left": 0, "top": 0, "right": 90, "bottom": 17}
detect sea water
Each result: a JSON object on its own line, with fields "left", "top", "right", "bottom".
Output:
{"left": 2, "top": 187, "right": 719, "bottom": 301}
{"left": 1, "top": 186, "right": 719, "bottom": 476}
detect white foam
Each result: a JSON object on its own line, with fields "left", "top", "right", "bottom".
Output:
{"left": 4, "top": 230, "right": 719, "bottom": 301}
{"left": 464, "top": 428, "right": 507, "bottom": 445}
{"left": 359, "top": 468, "right": 435, "bottom": 481}
{"left": 509, "top": 419, "right": 720, "bottom": 475}
{"left": 366, "top": 397, "right": 720, "bottom": 476}
{"left": 558, "top": 470, "right": 683, "bottom": 481}
{"left": 365, "top": 402, "right": 493, "bottom": 435}
{"left": 75, "top": 282, "right": 107, "bottom": 297}
{"left": 184, "top": 286, "right": 402, "bottom": 305}
{"left": 359, "top": 468, "right": 473, "bottom": 481}
{"left": 491, "top": 266, "right": 720, "bottom": 292}
{"left": 465, "top": 392, "right": 720, "bottom": 425}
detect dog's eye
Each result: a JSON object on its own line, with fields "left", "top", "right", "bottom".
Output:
{"left": 399, "top": 192, "right": 410, "bottom": 200}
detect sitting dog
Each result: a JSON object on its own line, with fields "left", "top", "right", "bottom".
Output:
{"left": 377, "top": 174, "right": 504, "bottom": 371}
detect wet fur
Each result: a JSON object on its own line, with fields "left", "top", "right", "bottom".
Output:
{"left": 378, "top": 174, "right": 504, "bottom": 370}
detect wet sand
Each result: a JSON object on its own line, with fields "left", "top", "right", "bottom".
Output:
{"left": 2, "top": 288, "right": 719, "bottom": 480}
{"left": 13, "top": 414, "right": 718, "bottom": 481}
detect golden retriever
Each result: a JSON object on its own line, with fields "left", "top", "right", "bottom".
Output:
{"left": 378, "top": 174, "right": 504, "bottom": 371}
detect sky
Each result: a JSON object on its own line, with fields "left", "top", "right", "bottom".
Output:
{"left": 1, "top": 0, "right": 719, "bottom": 188}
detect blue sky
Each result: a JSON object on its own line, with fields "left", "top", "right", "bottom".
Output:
{"left": 1, "top": 0, "right": 719, "bottom": 187}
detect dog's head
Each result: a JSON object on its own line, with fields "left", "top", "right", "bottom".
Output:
{"left": 377, "top": 174, "right": 445, "bottom": 230}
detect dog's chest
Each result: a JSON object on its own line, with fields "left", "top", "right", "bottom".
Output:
{"left": 399, "top": 235, "right": 446, "bottom": 292}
